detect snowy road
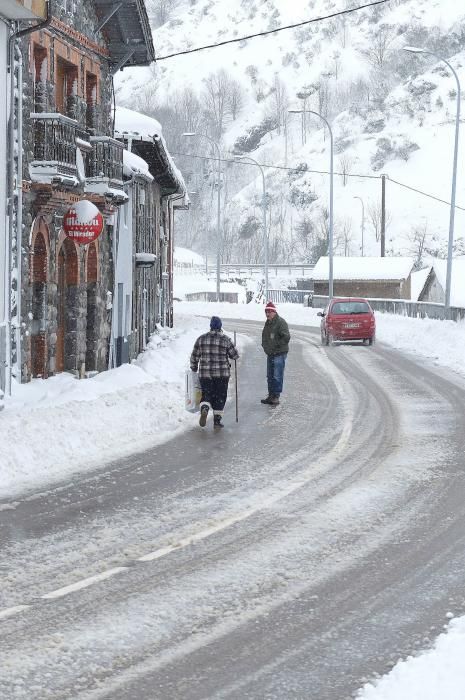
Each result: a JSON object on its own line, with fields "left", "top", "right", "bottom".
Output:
{"left": 2, "top": 321, "right": 465, "bottom": 699}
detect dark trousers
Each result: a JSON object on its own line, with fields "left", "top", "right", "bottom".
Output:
{"left": 267, "top": 353, "right": 287, "bottom": 396}
{"left": 200, "top": 377, "right": 229, "bottom": 414}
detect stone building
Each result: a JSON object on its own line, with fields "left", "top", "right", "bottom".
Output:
{"left": 1, "top": 1, "right": 50, "bottom": 398}
{"left": 311, "top": 256, "right": 415, "bottom": 300}
{"left": 16, "top": 0, "right": 154, "bottom": 381}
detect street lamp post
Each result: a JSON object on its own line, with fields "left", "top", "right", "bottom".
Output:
{"left": 234, "top": 155, "right": 269, "bottom": 300}
{"left": 289, "top": 109, "right": 334, "bottom": 299}
{"left": 403, "top": 46, "right": 461, "bottom": 312}
{"left": 353, "top": 196, "right": 365, "bottom": 256}
{"left": 183, "top": 132, "right": 222, "bottom": 302}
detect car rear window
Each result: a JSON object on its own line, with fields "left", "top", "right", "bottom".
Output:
{"left": 331, "top": 301, "right": 371, "bottom": 315}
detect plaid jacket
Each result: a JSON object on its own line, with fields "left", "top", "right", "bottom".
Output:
{"left": 190, "top": 330, "right": 239, "bottom": 379}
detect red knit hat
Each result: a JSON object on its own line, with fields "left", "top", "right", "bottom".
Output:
{"left": 265, "top": 301, "right": 277, "bottom": 313}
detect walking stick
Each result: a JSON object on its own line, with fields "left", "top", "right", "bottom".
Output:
{"left": 234, "top": 331, "right": 239, "bottom": 423}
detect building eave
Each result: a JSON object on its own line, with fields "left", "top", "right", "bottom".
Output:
{"left": 93, "top": 0, "right": 155, "bottom": 68}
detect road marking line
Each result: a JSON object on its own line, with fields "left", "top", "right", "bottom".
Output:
{"left": 0, "top": 605, "right": 31, "bottom": 620}
{"left": 41, "top": 567, "right": 129, "bottom": 600}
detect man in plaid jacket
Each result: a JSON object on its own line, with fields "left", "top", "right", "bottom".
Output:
{"left": 190, "top": 316, "right": 239, "bottom": 428}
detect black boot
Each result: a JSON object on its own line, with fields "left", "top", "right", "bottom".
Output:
{"left": 214, "top": 414, "right": 224, "bottom": 428}
{"left": 261, "top": 395, "right": 273, "bottom": 404}
{"left": 269, "top": 394, "right": 280, "bottom": 405}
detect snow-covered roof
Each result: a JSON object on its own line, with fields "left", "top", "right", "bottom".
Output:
{"left": 410, "top": 266, "right": 432, "bottom": 301}
{"left": 115, "top": 106, "right": 162, "bottom": 141}
{"left": 115, "top": 106, "right": 186, "bottom": 198}
{"left": 431, "top": 256, "right": 465, "bottom": 308}
{"left": 311, "top": 257, "right": 415, "bottom": 281}
{"left": 174, "top": 247, "right": 204, "bottom": 265}
{"left": 123, "top": 150, "right": 153, "bottom": 181}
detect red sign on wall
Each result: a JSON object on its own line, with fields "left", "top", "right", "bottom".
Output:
{"left": 63, "top": 201, "right": 104, "bottom": 245}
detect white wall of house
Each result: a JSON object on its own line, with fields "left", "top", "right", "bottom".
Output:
{"left": 112, "top": 189, "right": 134, "bottom": 365}
{"left": 0, "top": 20, "right": 9, "bottom": 394}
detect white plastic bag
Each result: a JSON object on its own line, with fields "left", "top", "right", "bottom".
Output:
{"left": 185, "top": 369, "right": 202, "bottom": 412}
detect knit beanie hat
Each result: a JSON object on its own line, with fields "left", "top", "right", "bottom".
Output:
{"left": 210, "top": 316, "right": 222, "bottom": 330}
{"left": 265, "top": 301, "right": 277, "bottom": 313}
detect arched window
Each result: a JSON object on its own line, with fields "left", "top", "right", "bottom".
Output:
{"left": 30, "top": 225, "right": 49, "bottom": 377}
{"left": 56, "top": 237, "right": 79, "bottom": 372}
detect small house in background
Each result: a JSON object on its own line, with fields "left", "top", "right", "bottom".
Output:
{"left": 417, "top": 257, "right": 465, "bottom": 309}
{"left": 311, "top": 257, "right": 415, "bottom": 299}
{"left": 410, "top": 266, "right": 432, "bottom": 301}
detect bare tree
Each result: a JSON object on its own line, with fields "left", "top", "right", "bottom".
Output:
{"left": 367, "top": 201, "right": 392, "bottom": 243}
{"left": 148, "top": 0, "right": 179, "bottom": 27}
{"left": 361, "top": 24, "right": 398, "bottom": 70}
{"left": 227, "top": 80, "right": 244, "bottom": 121}
{"left": 202, "top": 69, "right": 235, "bottom": 139}
{"left": 338, "top": 154, "right": 354, "bottom": 186}
{"left": 270, "top": 75, "right": 289, "bottom": 135}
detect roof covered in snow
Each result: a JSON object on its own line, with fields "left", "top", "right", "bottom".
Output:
{"left": 115, "top": 106, "right": 186, "bottom": 198}
{"left": 430, "top": 256, "right": 465, "bottom": 308}
{"left": 312, "top": 256, "right": 415, "bottom": 281}
{"left": 123, "top": 150, "right": 153, "bottom": 181}
{"left": 410, "top": 266, "right": 432, "bottom": 301}
{"left": 174, "top": 247, "right": 205, "bottom": 265}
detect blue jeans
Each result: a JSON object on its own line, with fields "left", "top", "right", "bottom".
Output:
{"left": 267, "top": 353, "right": 287, "bottom": 396}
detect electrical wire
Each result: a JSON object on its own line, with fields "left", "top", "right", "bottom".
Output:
{"left": 172, "top": 151, "right": 465, "bottom": 211}
{"left": 389, "top": 177, "right": 465, "bottom": 212}
{"left": 155, "top": 0, "right": 393, "bottom": 62}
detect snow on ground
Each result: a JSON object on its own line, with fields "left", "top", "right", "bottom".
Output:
{"left": 356, "top": 614, "right": 465, "bottom": 700}
{"left": 1, "top": 301, "right": 465, "bottom": 499}
{"left": 0, "top": 315, "right": 249, "bottom": 501}
{"left": 2, "top": 300, "right": 465, "bottom": 697}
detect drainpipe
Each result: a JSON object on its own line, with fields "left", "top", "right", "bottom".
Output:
{"left": 164, "top": 189, "right": 187, "bottom": 327}
{"left": 6, "top": 1, "right": 52, "bottom": 393}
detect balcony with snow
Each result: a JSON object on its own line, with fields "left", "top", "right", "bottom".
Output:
{"left": 29, "top": 112, "right": 81, "bottom": 188}
{"left": 85, "top": 136, "right": 127, "bottom": 204}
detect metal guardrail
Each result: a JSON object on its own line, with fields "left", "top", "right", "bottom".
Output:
{"left": 208, "top": 263, "right": 316, "bottom": 278}
{"left": 268, "top": 289, "right": 314, "bottom": 304}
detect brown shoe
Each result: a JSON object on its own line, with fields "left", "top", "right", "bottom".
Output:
{"left": 199, "top": 405, "right": 209, "bottom": 427}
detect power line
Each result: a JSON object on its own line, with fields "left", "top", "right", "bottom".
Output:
{"left": 155, "top": 0, "right": 393, "bottom": 62}
{"left": 173, "top": 151, "right": 465, "bottom": 211}
{"left": 171, "top": 150, "right": 379, "bottom": 179}
{"left": 389, "top": 178, "right": 465, "bottom": 212}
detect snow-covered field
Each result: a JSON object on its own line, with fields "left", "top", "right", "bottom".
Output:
{"left": 2, "top": 299, "right": 465, "bottom": 698}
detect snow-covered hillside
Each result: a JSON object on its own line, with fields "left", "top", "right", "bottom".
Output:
{"left": 115, "top": 0, "right": 465, "bottom": 264}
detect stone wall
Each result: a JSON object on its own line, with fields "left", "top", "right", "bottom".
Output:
{"left": 19, "top": 1, "right": 117, "bottom": 381}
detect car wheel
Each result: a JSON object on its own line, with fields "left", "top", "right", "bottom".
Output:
{"left": 328, "top": 334, "right": 335, "bottom": 346}
{"left": 324, "top": 331, "right": 330, "bottom": 346}
{"left": 368, "top": 336, "right": 375, "bottom": 346}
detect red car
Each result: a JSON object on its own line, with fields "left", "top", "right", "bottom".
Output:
{"left": 318, "top": 297, "right": 376, "bottom": 346}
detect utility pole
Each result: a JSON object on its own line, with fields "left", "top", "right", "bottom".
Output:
{"left": 380, "top": 174, "right": 386, "bottom": 257}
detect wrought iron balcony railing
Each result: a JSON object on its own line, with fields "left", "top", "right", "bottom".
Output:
{"left": 30, "top": 112, "right": 79, "bottom": 185}
{"left": 87, "top": 136, "right": 124, "bottom": 186}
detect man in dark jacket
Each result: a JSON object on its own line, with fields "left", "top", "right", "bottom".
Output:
{"left": 261, "top": 301, "right": 290, "bottom": 406}
{"left": 190, "top": 316, "right": 239, "bottom": 428}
